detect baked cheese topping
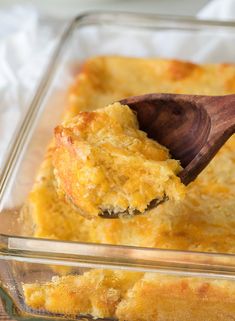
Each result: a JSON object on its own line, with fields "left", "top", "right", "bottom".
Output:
{"left": 53, "top": 102, "right": 185, "bottom": 218}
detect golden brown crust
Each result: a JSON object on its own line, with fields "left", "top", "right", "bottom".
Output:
{"left": 167, "top": 59, "right": 200, "bottom": 81}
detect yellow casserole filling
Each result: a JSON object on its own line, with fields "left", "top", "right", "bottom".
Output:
{"left": 53, "top": 102, "right": 185, "bottom": 218}
{"left": 23, "top": 270, "right": 235, "bottom": 320}
{"left": 22, "top": 56, "right": 235, "bottom": 321}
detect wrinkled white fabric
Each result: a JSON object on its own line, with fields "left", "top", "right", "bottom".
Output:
{"left": 0, "top": 6, "right": 60, "bottom": 170}
{"left": 198, "top": 0, "right": 235, "bottom": 20}
{"left": 0, "top": 0, "right": 234, "bottom": 172}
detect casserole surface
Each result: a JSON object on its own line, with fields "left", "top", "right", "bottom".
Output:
{"left": 23, "top": 56, "right": 235, "bottom": 320}
{"left": 27, "top": 56, "right": 235, "bottom": 252}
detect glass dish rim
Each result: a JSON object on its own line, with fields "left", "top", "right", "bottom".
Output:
{"left": 1, "top": 11, "right": 235, "bottom": 278}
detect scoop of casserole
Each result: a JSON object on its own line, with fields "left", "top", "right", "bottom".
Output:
{"left": 53, "top": 102, "right": 185, "bottom": 218}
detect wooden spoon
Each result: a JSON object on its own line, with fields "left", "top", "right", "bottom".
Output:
{"left": 120, "top": 93, "right": 235, "bottom": 185}
{"left": 101, "top": 93, "right": 235, "bottom": 218}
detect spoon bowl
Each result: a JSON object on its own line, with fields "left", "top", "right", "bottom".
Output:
{"left": 121, "top": 93, "right": 235, "bottom": 185}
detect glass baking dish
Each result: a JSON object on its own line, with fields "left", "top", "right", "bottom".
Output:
{"left": 1, "top": 12, "right": 235, "bottom": 321}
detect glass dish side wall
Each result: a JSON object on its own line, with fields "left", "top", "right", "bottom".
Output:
{"left": 1, "top": 12, "right": 235, "bottom": 321}
{"left": 2, "top": 235, "right": 235, "bottom": 320}
{"left": 2, "top": 261, "right": 235, "bottom": 321}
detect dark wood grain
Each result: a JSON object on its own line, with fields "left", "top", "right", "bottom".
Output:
{"left": 121, "top": 93, "right": 235, "bottom": 185}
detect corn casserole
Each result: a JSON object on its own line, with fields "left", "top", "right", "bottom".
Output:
{"left": 23, "top": 56, "right": 235, "bottom": 321}
{"left": 53, "top": 102, "right": 184, "bottom": 218}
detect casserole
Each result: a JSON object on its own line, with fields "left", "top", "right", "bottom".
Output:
{"left": 1, "top": 12, "right": 235, "bottom": 321}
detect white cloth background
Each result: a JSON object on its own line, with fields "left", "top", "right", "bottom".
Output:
{"left": 0, "top": 0, "right": 234, "bottom": 172}
{"left": 0, "top": 6, "right": 62, "bottom": 170}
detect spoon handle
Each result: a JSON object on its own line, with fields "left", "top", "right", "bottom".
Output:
{"left": 203, "top": 94, "right": 235, "bottom": 134}
{"left": 180, "top": 94, "right": 235, "bottom": 184}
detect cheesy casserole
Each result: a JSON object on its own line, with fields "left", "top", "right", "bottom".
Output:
{"left": 53, "top": 102, "right": 184, "bottom": 218}
{"left": 23, "top": 56, "right": 235, "bottom": 321}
